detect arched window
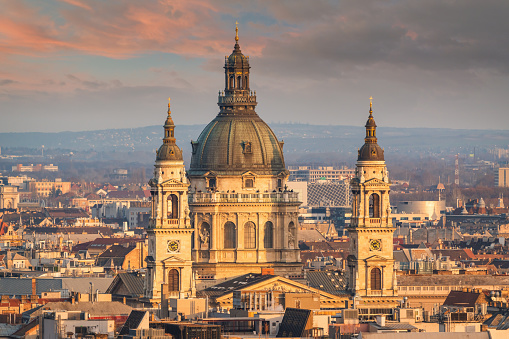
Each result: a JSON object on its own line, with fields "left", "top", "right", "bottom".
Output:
{"left": 229, "top": 76, "right": 234, "bottom": 89}
{"left": 167, "top": 194, "right": 179, "bottom": 219}
{"left": 237, "top": 76, "right": 242, "bottom": 89}
{"left": 277, "top": 179, "right": 282, "bottom": 188}
{"left": 370, "top": 268, "right": 381, "bottom": 290}
{"left": 369, "top": 193, "right": 380, "bottom": 218}
{"left": 168, "top": 269, "right": 179, "bottom": 291}
{"left": 244, "top": 75, "right": 249, "bottom": 89}
{"left": 224, "top": 221, "right": 236, "bottom": 249}
{"left": 264, "top": 222, "right": 274, "bottom": 249}
{"left": 244, "top": 221, "right": 256, "bottom": 249}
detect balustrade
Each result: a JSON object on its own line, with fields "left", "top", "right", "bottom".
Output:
{"left": 190, "top": 191, "right": 299, "bottom": 203}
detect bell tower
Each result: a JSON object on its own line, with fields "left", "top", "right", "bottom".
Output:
{"left": 347, "top": 98, "right": 397, "bottom": 299}
{"left": 144, "top": 98, "right": 194, "bottom": 304}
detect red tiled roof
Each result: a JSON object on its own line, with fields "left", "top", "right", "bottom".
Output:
{"left": 0, "top": 221, "right": 9, "bottom": 235}
{"left": 106, "top": 191, "right": 146, "bottom": 199}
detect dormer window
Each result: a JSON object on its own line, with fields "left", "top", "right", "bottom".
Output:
{"left": 191, "top": 141, "right": 199, "bottom": 154}
{"left": 243, "top": 141, "right": 252, "bottom": 154}
{"left": 208, "top": 178, "right": 216, "bottom": 189}
{"left": 245, "top": 178, "right": 254, "bottom": 188}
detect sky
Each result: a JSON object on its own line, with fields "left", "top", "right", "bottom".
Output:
{"left": 1, "top": 0, "right": 509, "bottom": 133}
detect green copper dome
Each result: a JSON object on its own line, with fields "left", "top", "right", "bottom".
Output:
{"left": 188, "top": 30, "right": 286, "bottom": 176}
{"left": 189, "top": 114, "right": 285, "bottom": 176}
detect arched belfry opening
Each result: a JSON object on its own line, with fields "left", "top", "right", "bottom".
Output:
{"left": 369, "top": 193, "right": 380, "bottom": 218}
{"left": 167, "top": 194, "right": 179, "bottom": 219}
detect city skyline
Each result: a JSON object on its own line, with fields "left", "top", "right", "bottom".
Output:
{"left": 1, "top": 0, "right": 509, "bottom": 132}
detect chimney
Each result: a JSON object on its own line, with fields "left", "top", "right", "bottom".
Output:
{"left": 31, "top": 278, "right": 36, "bottom": 297}
{"left": 376, "top": 315, "right": 386, "bottom": 327}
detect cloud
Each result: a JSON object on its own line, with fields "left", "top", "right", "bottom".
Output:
{"left": 0, "top": 0, "right": 255, "bottom": 60}
{"left": 248, "top": 0, "right": 509, "bottom": 84}
{"left": 0, "top": 79, "right": 16, "bottom": 86}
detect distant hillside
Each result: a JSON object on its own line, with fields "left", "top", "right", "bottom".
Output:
{"left": 1, "top": 124, "right": 507, "bottom": 165}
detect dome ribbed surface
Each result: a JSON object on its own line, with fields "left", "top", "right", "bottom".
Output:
{"left": 156, "top": 143, "right": 183, "bottom": 161}
{"left": 189, "top": 115, "right": 285, "bottom": 176}
{"left": 358, "top": 143, "right": 384, "bottom": 161}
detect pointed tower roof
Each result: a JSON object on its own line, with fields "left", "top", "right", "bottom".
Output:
{"left": 226, "top": 21, "right": 249, "bottom": 69}
{"left": 358, "top": 98, "right": 384, "bottom": 161}
{"left": 156, "top": 98, "right": 183, "bottom": 161}
{"left": 189, "top": 24, "right": 285, "bottom": 176}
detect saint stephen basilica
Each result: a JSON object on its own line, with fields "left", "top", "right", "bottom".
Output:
{"left": 142, "top": 26, "right": 397, "bottom": 306}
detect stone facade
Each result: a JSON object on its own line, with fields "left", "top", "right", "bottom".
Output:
{"left": 347, "top": 101, "right": 398, "bottom": 302}
{"left": 0, "top": 186, "right": 19, "bottom": 209}
{"left": 144, "top": 100, "right": 194, "bottom": 303}
{"left": 188, "top": 28, "right": 302, "bottom": 289}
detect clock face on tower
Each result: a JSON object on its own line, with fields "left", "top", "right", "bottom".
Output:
{"left": 167, "top": 240, "right": 180, "bottom": 253}
{"left": 369, "top": 239, "right": 381, "bottom": 251}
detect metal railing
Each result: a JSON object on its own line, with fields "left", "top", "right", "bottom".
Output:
{"left": 189, "top": 191, "right": 299, "bottom": 203}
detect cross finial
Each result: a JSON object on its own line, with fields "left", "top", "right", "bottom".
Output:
{"left": 235, "top": 21, "right": 239, "bottom": 42}
{"left": 168, "top": 97, "right": 171, "bottom": 109}
{"left": 369, "top": 96, "right": 373, "bottom": 112}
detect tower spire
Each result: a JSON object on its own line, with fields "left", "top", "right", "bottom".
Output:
{"left": 357, "top": 97, "right": 384, "bottom": 161}
{"left": 163, "top": 97, "right": 175, "bottom": 144}
{"left": 235, "top": 21, "right": 239, "bottom": 42}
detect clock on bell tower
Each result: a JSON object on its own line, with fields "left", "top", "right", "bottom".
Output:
{"left": 143, "top": 99, "right": 195, "bottom": 304}
{"left": 347, "top": 98, "right": 397, "bottom": 299}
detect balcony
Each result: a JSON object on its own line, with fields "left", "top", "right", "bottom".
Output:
{"left": 367, "top": 218, "right": 381, "bottom": 225}
{"left": 189, "top": 191, "right": 300, "bottom": 204}
{"left": 218, "top": 94, "right": 257, "bottom": 104}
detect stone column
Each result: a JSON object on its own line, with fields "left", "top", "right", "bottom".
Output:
{"left": 211, "top": 213, "right": 217, "bottom": 263}
{"left": 364, "top": 190, "right": 369, "bottom": 219}
{"left": 157, "top": 186, "right": 163, "bottom": 225}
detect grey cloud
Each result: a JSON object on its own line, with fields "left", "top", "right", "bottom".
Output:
{"left": 0, "top": 79, "right": 16, "bottom": 86}
{"left": 255, "top": 0, "right": 509, "bottom": 79}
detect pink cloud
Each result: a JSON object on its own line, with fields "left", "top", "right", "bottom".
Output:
{"left": 0, "top": 0, "right": 265, "bottom": 60}
{"left": 58, "top": 0, "right": 92, "bottom": 11}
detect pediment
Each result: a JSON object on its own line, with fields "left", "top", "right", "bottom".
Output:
{"left": 241, "top": 171, "right": 257, "bottom": 177}
{"left": 203, "top": 171, "right": 218, "bottom": 177}
{"left": 364, "top": 178, "right": 387, "bottom": 186}
{"left": 162, "top": 255, "right": 186, "bottom": 263}
{"left": 364, "top": 254, "right": 389, "bottom": 262}
{"left": 277, "top": 170, "right": 290, "bottom": 178}
{"left": 215, "top": 276, "right": 341, "bottom": 303}
{"left": 161, "top": 178, "right": 186, "bottom": 187}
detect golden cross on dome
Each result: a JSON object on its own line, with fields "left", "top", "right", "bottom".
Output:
{"left": 369, "top": 96, "right": 373, "bottom": 110}
{"left": 235, "top": 21, "right": 239, "bottom": 42}
{"left": 168, "top": 97, "right": 171, "bottom": 108}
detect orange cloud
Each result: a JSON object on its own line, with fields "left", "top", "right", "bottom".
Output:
{"left": 58, "top": 0, "right": 92, "bottom": 11}
{"left": 0, "top": 0, "right": 265, "bottom": 60}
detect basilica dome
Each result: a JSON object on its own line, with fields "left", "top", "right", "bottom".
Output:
{"left": 189, "top": 114, "right": 285, "bottom": 176}
{"left": 188, "top": 28, "right": 286, "bottom": 177}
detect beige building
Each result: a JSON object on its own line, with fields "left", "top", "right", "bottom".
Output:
{"left": 289, "top": 166, "right": 355, "bottom": 183}
{"left": 188, "top": 28, "right": 302, "bottom": 289}
{"left": 0, "top": 185, "right": 19, "bottom": 209}
{"left": 28, "top": 179, "right": 70, "bottom": 197}
{"left": 143, "top": 100, "right": 194, "bottom": 304}
{"left": 347, "top": 100, "right": 398, "bottom": 310}
{"left": 495, "top": 167, "right": 509, "bottom": 187}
